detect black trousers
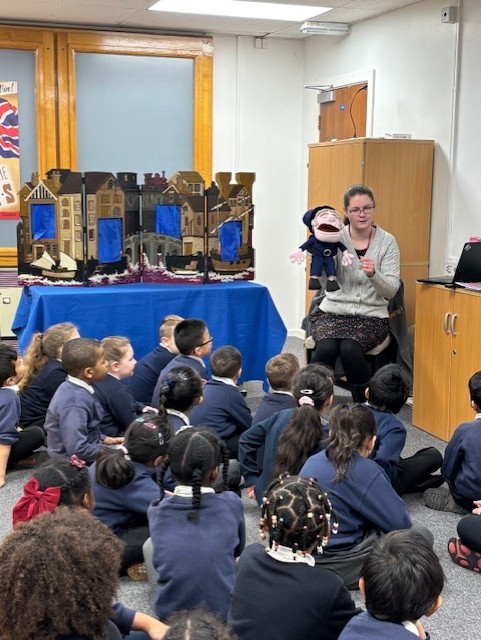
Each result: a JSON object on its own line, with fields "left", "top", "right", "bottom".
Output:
{"left": 312, "top": 338, "right": 370, "bottom": 385}
{"left": 395, "top": 447, "right": 443, "bottom": 494}
{"left": 7, "top": 426, "right": 45, "bottom": 468}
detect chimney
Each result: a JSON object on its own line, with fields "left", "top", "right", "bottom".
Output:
{"left": 215, "top": 172, "right": 232, "bottom": 201}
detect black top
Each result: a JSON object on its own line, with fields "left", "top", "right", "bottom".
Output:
{"left": 20, "top": 359, "right": 68, "bottom": 427}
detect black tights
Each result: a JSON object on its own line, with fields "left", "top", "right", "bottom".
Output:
{"left": 312, "top": 338, "right": 370, "bottom": 386}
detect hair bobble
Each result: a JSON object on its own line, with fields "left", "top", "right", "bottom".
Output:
{"left": 299, "top": 396, "right": 315, "bottom": 406}
{"left": 12, "top": 477, "right": 61, "bottom": 526}
{"left": 70, "top": 455, "right": 86, "bottom": 469}
{"left": 300, "top": 388, "right": 314, "bottom": 395}
{"left": 118, "top": 445, "right": 131, "bottom": 460}
{"left": 165, "top": 378, "right": 175, "bottom": 389}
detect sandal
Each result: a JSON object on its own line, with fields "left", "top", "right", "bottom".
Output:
{"left": 448, "top": 537, "right": 481, "bottom": 573}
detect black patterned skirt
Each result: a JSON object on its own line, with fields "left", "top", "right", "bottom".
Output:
{"left": 309, "top": 310, "right": 389, "bottom": 352}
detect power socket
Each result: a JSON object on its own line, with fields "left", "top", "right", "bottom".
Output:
{"left": 441, "top": 6, "right": 457, "bottom": 23}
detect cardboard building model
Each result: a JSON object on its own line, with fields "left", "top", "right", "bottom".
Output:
{"left": 17, "top": 169, "right": 255, "bottom": 286}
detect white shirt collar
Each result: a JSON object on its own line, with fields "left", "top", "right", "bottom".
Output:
{"left": 173, "top": 485, "right": 215, "bottom": 496}
{"left": 67, "top": 375, "right": 95, "bottom": 394}
{"left": 266, "top": 543, "right": 315, "bottom": 566}
{"left": 475, "top": 413, "right": 481, "bottom": 420}
{"left": 402, "top": 621, "right": 420, "bottom": 636}
{"left": 187, "top": 355, "right": 205, "bottom": 366}
{"left": 271, "top": 390, "right": 293, "bottom": 396}
{"left": 167, "top": 408, "right": 190, "bottom": 425}
{"left": 211, "top": 375, "right": 237, "bottom": 387}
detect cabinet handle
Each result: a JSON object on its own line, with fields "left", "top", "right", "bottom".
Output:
{"left": 451, "top": 313, "right": 458, "bottom": 336}
{"left": 443, "top": 312, "right": 452, "bottom": 334}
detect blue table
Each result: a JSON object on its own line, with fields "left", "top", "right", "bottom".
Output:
{"left": 12, "top": 282, "right": 287, "bottom": 383}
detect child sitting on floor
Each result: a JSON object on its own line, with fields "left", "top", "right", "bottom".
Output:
{"left": 151, "top": 318, "right": 212, "bottom": 408}
{"left": 300, "top": 403, "right": 415, "bottom": 589}
{"left": 0, "top": 346, "right": 44, "bottom": 488}
{"left": 189, "top": 346, "right": 252, "bottom": 458}
{"left": 229, "top": 474, "right": 360, "bottom": 640}
{"left": 93, "top": 336, "right": 156, "bottom": 437}
{"left": 91, "top": 414, "right": 173, "bottom": 576}
{"left": 44, "top": 338, "right": 123, "bottom": 463}
{"left": 11, "top": 457, "right": 168, "bottom": 639}
{"left": 252, "top": 353, "right": 300, "bottom": 425}
{"left": 147, "top": 427, "right": 245, "bottom": 622}
{"left": 19, "top": 322, "right": 79, "bottom": 428}
{"left": 365, "top": 364, "right": 443, "bottom": 494}
{"left": 127, "top": 314, "right": 183, "bottom": 404}
{"left": 339, "top": 529, "right": 444, "bottom": 639}
{"left": 448, "top": 499, "right": 481, "bottom": 573}
{"left": 157, "top": 365, "right": 204, "bottom": 431}
{"left": 425, "top": 370, "right": 481, "bottom": 514}
{"left": 239, "top": 363, "right": 333, "bottom": 504}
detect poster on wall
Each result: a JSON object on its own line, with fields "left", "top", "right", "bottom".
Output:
{"left": 0, "top": 81, "right": 20, "bottom": 220}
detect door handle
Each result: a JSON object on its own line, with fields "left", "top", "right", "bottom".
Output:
{"left": 443, "top": 312, "right": 452, "bottom": 334}
{"left": 451, "top": 313, "right": 458, "bottom": 336}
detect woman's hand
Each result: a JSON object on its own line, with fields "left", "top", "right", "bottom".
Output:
{"left": 359, "top": 256, "right": 375, "bottom": 277}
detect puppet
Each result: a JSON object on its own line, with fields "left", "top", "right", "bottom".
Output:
{"left": 290, "top": 205, "right": 352, "bottom": 291}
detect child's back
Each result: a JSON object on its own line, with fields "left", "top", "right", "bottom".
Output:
{"left": 148, "top": 428, "right": 245, "bottom": 621}
{"left": 189, "top": 346, "right": 252, "bottom": 456}
{"left": 252, "top": 353, "right": 299, "bottom": 425}
{"left": 229, "top": 475, "right": 359, "bottom": 640}
{"left": 127, "top": 314, "right": 182, "bottom": 404}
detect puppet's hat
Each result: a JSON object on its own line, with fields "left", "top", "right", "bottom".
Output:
{"left": 302, "top": 205, "right": 336, "bottom": 232}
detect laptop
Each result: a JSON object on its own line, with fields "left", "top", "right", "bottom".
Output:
{"left": 417, "top": 242, "right": 481, "bottom": 287}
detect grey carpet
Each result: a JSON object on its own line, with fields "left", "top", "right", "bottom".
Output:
{"left": 1, "top": 337, "right": 479, "bottom": 638}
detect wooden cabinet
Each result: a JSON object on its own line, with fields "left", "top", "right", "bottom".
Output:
{"left": 307, "top": 138, "right": 434, "bottom": 326}
{"left": 412, "top": 283, "right": 481, "bottom": 441}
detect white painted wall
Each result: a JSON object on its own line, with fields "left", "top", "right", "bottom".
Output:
{"left": 214, "top": 0, "right": 481, "bottom": 334}
{"left": 213, "top": 35, "right": 306, "bottom": 333}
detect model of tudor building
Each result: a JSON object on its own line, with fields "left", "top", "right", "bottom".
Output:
{"left": 17, "top": 169, "right": 255, "bottom": 286}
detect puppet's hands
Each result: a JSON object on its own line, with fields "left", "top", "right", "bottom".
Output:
{"left": 341, "top": 250, "right": 354, "bottom": 266}
{"left": 289, "top": 249, "right": 305, "bottom": 264}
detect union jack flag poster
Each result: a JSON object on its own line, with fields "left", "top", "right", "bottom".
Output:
{"left": 0, "top": 81, "right": 20, "bottom": 219}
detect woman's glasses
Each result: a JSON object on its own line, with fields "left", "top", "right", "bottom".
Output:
{"left": 347, "top": 205, "right": 375, "bottom": 215}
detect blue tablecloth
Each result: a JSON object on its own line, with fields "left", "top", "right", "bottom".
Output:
{"left": 12, "top": 282, "right": 287, "bottom": 383}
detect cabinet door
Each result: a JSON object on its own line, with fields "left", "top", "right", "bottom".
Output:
{"left": 412, "top": 284, "right": 454, "bottom": 440}
{"left": 448, "top": 290, "right": 481, "bottom": 436}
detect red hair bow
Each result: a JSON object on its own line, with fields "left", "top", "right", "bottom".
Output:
{"left": 12, "top": 477, "right": 61, "bottom": 527}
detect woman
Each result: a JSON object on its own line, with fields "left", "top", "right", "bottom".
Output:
{"left": 310, "top": 184, "right": 400, "bottom": 402}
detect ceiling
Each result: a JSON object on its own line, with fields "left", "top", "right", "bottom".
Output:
{"left": 0, "top": 0, "right": 422, "bottom": 39}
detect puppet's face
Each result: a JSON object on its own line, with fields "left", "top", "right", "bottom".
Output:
{"left": 312, "top": 209, "right": 344, "bottom": 243}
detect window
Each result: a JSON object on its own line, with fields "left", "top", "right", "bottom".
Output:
{"left": 75, "top": 215, "right": 81, "bottom": 226}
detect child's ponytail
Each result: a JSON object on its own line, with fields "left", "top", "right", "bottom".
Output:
{"left": 326, "top": 404, "right": 376, "bottom": 481}
{"left": 157, "top": 366, "right": 203, "bottom": 417}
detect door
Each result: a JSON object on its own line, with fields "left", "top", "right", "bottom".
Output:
{"left": 319, "top": 83, "right": 367, "bottom": 142}
{"left": 448, "top": 289, "right": 481, "bottom": 436}
{"left": 412, "top": 284, "right": 454, "bottom": 440}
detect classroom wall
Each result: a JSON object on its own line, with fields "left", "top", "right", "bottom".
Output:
{"left": 213, "top": 35, "right": 306, "bottom": 335}
{"left": 214, "top": 0, "right": 481, "bottom": 334}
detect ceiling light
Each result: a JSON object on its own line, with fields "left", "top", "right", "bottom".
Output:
{"left": 300, "top": 21, "right": 350, "bottom": 35}
{"left": 149, "top": 0, "right": 332, "bottom": 22}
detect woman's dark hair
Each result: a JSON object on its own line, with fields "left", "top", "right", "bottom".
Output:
{"left": 165, "top": 608, "right": 235, "bottom": 640}
{"left": 343, "top": 183, "right": 376, "bottom": 210}
{"left": 34, "top": 457, "right": 91, "bottom": 506}
{"left": 326, "top": 403, "right": 376, "bottom": 481}
{"left": 157, "top": 428, "right": 229, "bottom": 521}
{"left": 261, "top": 474, "right": 337, "bottom": 554}
{"left": 361, "top": 529, "right": 444, "bottom": 624}
{"left": 95, "top": 414, "right": 174, "bottom": 489}
{"left": 368, "top": 364, "right": 410, "bottom": 414}
{"left": 0, "top": 506, "right": 122, "bottom": 640}
{"left": 158, "top": 365, "right": 203, "bottom": 415}
{"left": 271, "top": 364, "right": 333, "bottom": 478}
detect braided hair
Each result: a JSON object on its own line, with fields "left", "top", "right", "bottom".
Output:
{"left": 271, "top": 363, "right": 333, "bottom": 478}
{"left": 158, "top": 365, "right": 203, "bottom": 417}
{"left": 157, "top": 428, "right": 229, "bottom": 521}
{"left": 326, "top": 403, "right": 377, "bottom": 482}
{"left": 260, "top": 473, "right": 338, "bottom": 557}
{"left": 95, "top": 414, "right": 174, "bottom": 489}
